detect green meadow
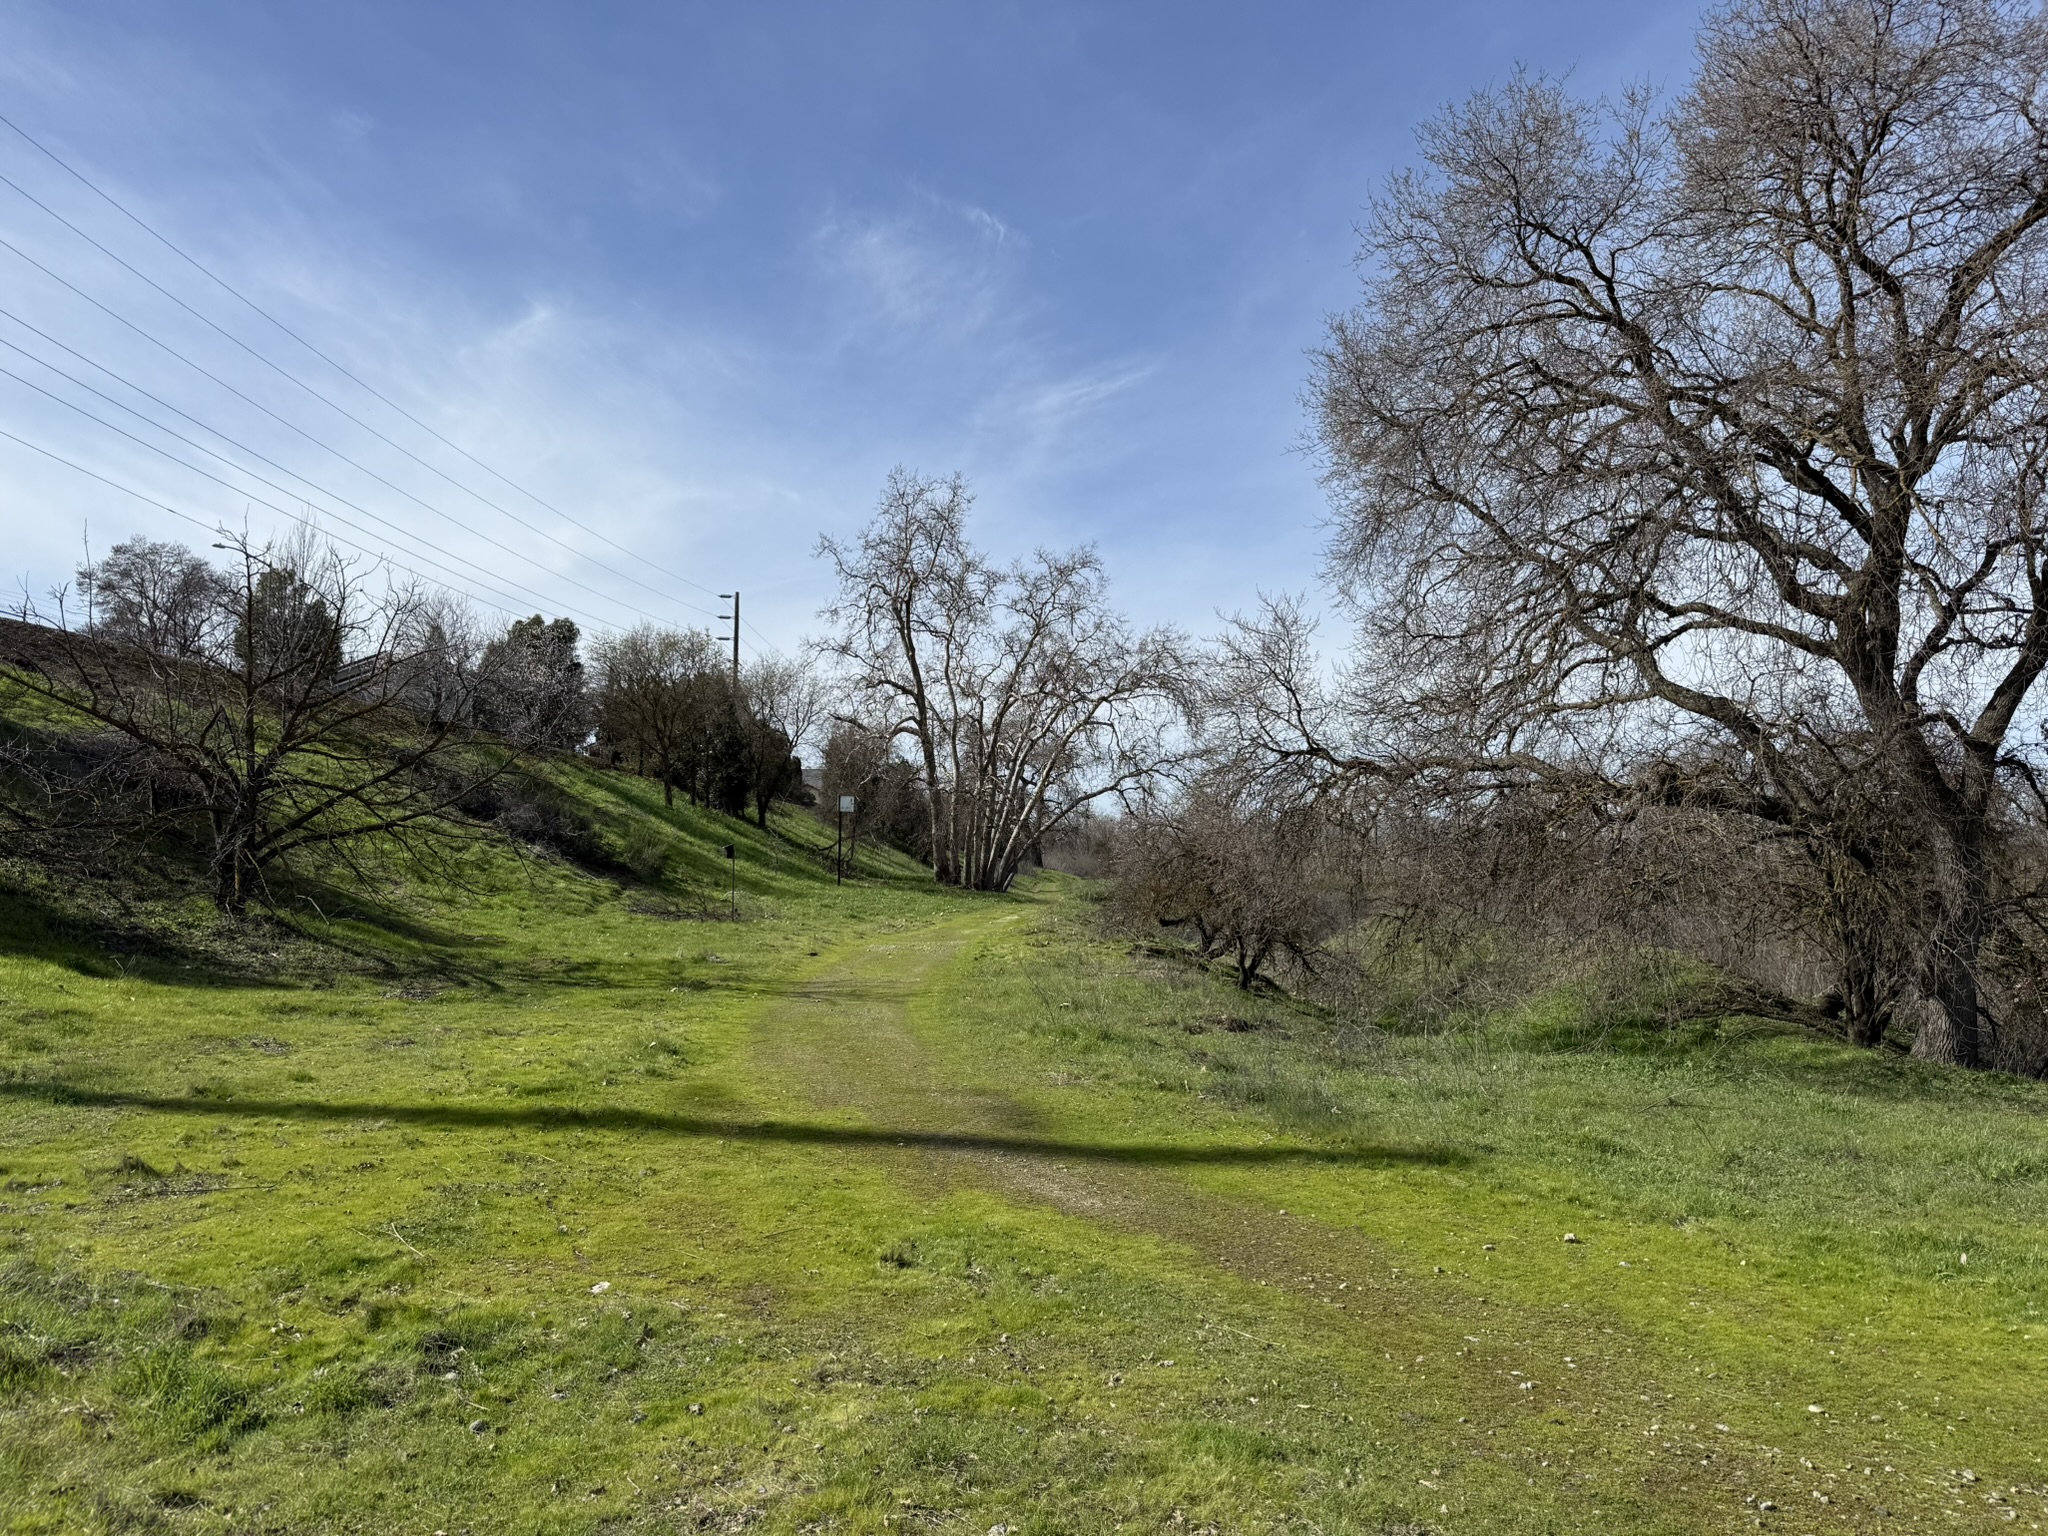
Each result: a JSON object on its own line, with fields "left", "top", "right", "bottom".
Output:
{"left": 1, "top": 763, "right": 2044, "bottom": 1533}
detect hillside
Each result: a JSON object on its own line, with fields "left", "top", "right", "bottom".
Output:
{"left": 1, "top": 759, "right": 2044, "bottom": 1533}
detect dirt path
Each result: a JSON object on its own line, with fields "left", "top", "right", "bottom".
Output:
{"left": 742, "top": 911, "right": 1853, "bottom": 1535}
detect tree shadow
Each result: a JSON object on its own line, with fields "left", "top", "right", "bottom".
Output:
{"left": 0, "top": 1081, "right": 1468, "bottom": 1170}
{"left": 270, "top": 883, "right": 512, "bottom": 991}
{"left": 0, "top": 871, "right": 501, "bottom": 992}
{"left": 0, "top": 879, "right": 282, "bottom": 990}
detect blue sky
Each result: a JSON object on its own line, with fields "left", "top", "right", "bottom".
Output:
{"left": 0, "top": 1, "right": 1698, "bottom": 657}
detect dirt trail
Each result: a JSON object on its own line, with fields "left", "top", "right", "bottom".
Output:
{"left": 743, "top": 912, "right": 1828, "bottom": 1535}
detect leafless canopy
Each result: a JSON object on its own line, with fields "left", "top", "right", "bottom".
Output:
{"left": 589, "top": 629, "right": 808, "bottom": 825}
{"left": 591, "top": 625, "right": 727, "bottom": 807}
{"left": 5, "top": 531, "right": 542, "bottom": 913}
{"left": 819, "top": 468, "right": 1188, "bottom": 891}
{"left": 1113, "top": 771, "right": 1337, "bottom": 990}
{"left": 1309, "top": 0, "right": 2048, "bottom": 1066}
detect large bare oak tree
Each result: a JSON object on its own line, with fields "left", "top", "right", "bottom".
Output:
{"left": 1312, "top": 0, "right": 2048, "bottom": 1067}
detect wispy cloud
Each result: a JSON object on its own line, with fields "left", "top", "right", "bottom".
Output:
{"left": 811, "top": 197, "right": 1021, "bottom": 351}
{"left": 0, "top": 0, "right": 1698, "bottom": 649}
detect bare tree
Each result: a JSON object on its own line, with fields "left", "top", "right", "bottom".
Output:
{"left": 1206, "top": 596, "right": 1951, "bottom": 1050}
{"left": 741, "top": 655, "right": 827, "bottom": 770}
{"left": 1309, "top": 0, "right": 2048, "bottom": 1067}
{"left": 75, "top": 536, "right": 225, "bottom": 658}
{"left": 819, "top": 468, "right": 1188, "bottom": 891}
{"left": 729, "top": 655, "right": 820, "bottom": 826}
{"left": 477, "top": 615, "right": 590, "bottom": 749}
{"left": 5, "top": 531, "right": 531, "bottom": 912}
{"left": 1114, "top": 773, "right": 1335, "bottom": 989}
{"left": 819, "top": 721, "right": 931, "bottom": 860}
{"left": 591, "top": 625, "right": 723, "bottom": 807}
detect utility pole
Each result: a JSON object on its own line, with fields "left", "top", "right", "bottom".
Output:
{"left": 717, "top": 591, "right": 740, "bottom": 686}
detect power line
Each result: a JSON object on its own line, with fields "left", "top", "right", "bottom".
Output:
{"left": 0, "top": 216, "right": 724, "bottom": 628}
{"left": 0, "top": 112, "right": 735, "bottom": 605}
{"left": 0, "top": 366, "right": 616, "bottom": 625}
{"left": 0, "top": 422, "right": 536, "bottom": 624}
{"left": 0, "top": 351, "right": 630, "bottom": 631}
{"left": 0, "top": 165, "right": 720, "bottom": 619}
{"left": 0, "top": 243, "right": 724, "bottom": 631}
{"left": 0, "top": 119, "right": 787, "bottom": 662}
{"left": 0, "top": 307, "right": 723, "bottom": 637}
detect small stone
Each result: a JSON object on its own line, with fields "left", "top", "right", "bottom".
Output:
{"left": 1808, "top": 1404, "right": 1825, "bottom": 1414}
{"left": 688, "top": 1403, "right": 703, "bottom": 1415}
{"left": 469, "top": 1419, "right": 489, "bottom": 1434}
{"left": 1563, "top": 1233, "right": 1581, "bottom": 1244}
{"left": 1961, "top": 1470, "right": 1980, "bottom": 1483}
{"left": 590, "top": 1281, "right": 611, "bottom": 1294}
{"left": 988, "top": 1527, "right": 1011, "bottom": 1536}
{"left": 1758, "top": 1499, "right": 1777, "bottom": 1511}
{"left": 1482, "top": 1243, "right": 1496, "bottom": 1251}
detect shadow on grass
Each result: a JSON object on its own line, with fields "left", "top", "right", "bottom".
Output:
{"left": 0, "top": 878, "right": 295, "bottom": 990}
{"left": 0, "top": 864, "right": 499, "bottom": 991}
{"left": 0, "top": 1080, "right": 1466, "bottom": 1170}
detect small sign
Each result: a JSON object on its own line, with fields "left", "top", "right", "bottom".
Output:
{"left": 839, "top": 796, "right": 857, "bottom": 814}
{"left": 722, "top": 844, "right": 735, "bottom": 860}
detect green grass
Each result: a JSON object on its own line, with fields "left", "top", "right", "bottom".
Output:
{"left": 1, "top": 760, "right": 2044, "bottom": 1533}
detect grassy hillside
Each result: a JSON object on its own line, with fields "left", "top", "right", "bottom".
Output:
{"left": 1, "top": 758, "right": 2044, "bottom": 1533}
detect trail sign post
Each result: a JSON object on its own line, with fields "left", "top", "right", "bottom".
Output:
{"left": 836, "top": 796, "right": 856, "bottom": 884}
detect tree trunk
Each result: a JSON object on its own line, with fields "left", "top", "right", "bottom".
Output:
{"left": 1837, "top": 971, "right": 1894, "bottom": 1050}
{"left": 212, "top": 824, "right": 260, "bottom": 916}
{"left": 1913, "top": 925, "right": 1987, "bottom": 1068}
{"left": 930, "top": 786, "right": 959, "bottom": 885}
{"left": 1827, "top": 918, "right": 1899, "bottom": 1049}
{"left": 1815, "top": 840, "right": 1902, "bottom": 1049}
{"left": 1909, "top": 823, "right": 1992, "bottom": 1069}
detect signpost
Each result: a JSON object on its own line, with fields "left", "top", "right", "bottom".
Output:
{"left": 836, "top": 796, "right": 856, "bottom": 884}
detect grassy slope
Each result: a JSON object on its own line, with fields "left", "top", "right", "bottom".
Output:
{"left": 0, "top": 760, "right": 2043, "bottom": 1534}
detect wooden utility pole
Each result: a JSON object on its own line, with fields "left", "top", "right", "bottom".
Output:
{"left": 718, "top": 591, "right": 740, "bottom": 684}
